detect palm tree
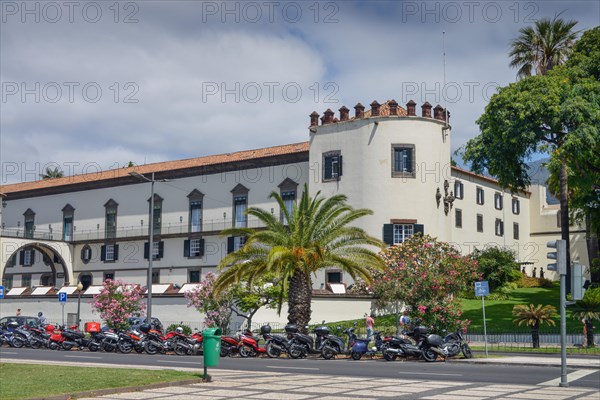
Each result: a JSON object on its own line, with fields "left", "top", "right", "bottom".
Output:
{"left": 512, "top": 304, "right": 557, "bottom": 348}
{"left": 509, "top": 15, "right": 579, "bottom": 280}
{"left": 214, "top": 184, "right": 385, "bottom": 331}
{"left": 39, "top": 167, "right": 64, "bottom": 180}
{"left": 509, "top": 15, "right": 578, "bottom": 78}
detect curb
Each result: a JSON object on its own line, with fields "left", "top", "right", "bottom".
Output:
{"left": 26, "top": 378, "right": 204, "bottom": 400}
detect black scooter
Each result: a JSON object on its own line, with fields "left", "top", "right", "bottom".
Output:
{"left": 382, "top": 326, "right": 445, "bottom": 362}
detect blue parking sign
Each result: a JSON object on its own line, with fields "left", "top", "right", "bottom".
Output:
{"left": 475, "top": 281, "right": 490, "bottom": 297}
{"left": 0, "top": 285, "right": 4, "bottom": 299}
{"left": 58, "top": 292, "right": 67, "bottom": 303}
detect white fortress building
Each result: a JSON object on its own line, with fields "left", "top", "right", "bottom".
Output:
{"left": 0, "top": 100, "right": 589, "bottom": 325}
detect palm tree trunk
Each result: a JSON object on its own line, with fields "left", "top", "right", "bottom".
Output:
{"left": 559, "top": 164, "right": 571, "bottom": 291}
{"left": 531, "top": 322, "right": 540, "bottom": 349}
{"left": 288, "top": 270, "right": 312, "bottom": 333}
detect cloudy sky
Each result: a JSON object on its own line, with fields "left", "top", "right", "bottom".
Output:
{"left": 1, "top": 0, "right": 598, "bottom": 184}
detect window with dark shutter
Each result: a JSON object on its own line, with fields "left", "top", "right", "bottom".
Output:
{"left": 477, "top": 214, "right": 483, "bottom": 232}
{"left": 513, "top": 222, "right": 519, "bottom": 240}
{"left": 455, "top": 209, "right": 462, "bottom": 228}
{"left": 382, "top": 224, "right": 394, "bottom": 245}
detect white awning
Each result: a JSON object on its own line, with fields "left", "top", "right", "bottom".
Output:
{"left": 31, "top": 286, "right": 53, "bottom": 295}
{"left": 329, "top": 283, "right": 346, "bottom": 294}
{"left": 58, "top": 286, "right": 78, "bottom": 295}
{"left": 147, "top": 284, "right": 171, "bottom": 294}
{"left": 179, "top": 283, "right": 201, "bottom": 293}
{"left": 84, "top": 286, "right": 103, "bottom": 295}
{"left": 7, "top": 287, "right": 27, "bottom": 296}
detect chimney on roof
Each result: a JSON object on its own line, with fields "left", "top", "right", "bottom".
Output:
{"left": 433, "top": 105, "right": 445, "bottom": 121}
{"left": 370, "top": 100, "right": 381, "bottom": 116}
{"left": 339, "top": 106, "right": 350, "bottom": 121}
{"left": 421, "top": 102, "right": 432, "bottom": 118}
{"left": 354, "top": 103, "right": 365, "bottom": 119}
{"left": 310, "top": 111, "right": 319, "bottom": 127}
{"left": 388, "top": 99, "right": 399, "bottom": 116}
{"left": 406, "top": 100, "right": 417, "bottom": 116}
{"left": 323, "top": 108, "right": 335, "bottom": 124}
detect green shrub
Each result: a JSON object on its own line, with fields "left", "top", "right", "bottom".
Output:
{"left": 166, "top": 323, "right": 192, "bottom": 335}
{"left": 471, "top": 246, "right": 521, "bottom": 291}
{"left": 517, "top": 276, "right": 554, "bottom": 288}
{"left": 488, "top": 283, "right": 518, "bottom": 300}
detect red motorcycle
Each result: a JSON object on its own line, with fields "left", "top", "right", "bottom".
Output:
{"left": 220, "top": 334, "right": 240, "bottom": 357}
{"left": 238, "top": 329, "right": 267, "bottom": 358}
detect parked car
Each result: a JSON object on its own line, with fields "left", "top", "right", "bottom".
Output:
{"left": 0, "top": 316, "right": 41, "bottom": 328}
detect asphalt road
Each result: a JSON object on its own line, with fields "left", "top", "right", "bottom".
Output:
{"left": 1, "top": 347, "right": 599, "bottom": 390}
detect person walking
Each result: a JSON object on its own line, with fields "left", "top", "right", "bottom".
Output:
{"left": 16, "top": 308, "right": 21, "bottom": 316}
{"left": 365, "top": 313, "right": 375, "bottom": 339}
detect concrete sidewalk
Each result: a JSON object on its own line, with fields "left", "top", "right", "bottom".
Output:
{"left": 72, "top": 368, "right": 598, "bottom": 400}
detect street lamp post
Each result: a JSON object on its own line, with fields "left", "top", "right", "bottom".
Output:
{"left": 129, "top": 172, "right": 169, "bottom": 325}
{"left": 76, "top": 281, "right": 83, "bottom": 330}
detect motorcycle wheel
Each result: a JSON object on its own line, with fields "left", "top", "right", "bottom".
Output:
{"left": 145, "top": 342, "right": 159, "bottom": 355}
{"left": 289, "top": 344, "right": 303, "bottom": 359}
{"left": 321, "top": 345, "right": 335, "bottom": 360}
{"left": 30, "top": 339, "right": 42, "bottom": 349}
{"left": 49, "top": 342, "right": 60, "bottom": 350}
{"left": 422, "top": 348, "right": 438, "bottom": 362}
{"left": 88, "top": 343, "right": 100, "bottom": 352}
{"left": 62, "top": 342, "right": 73, "bottom": 351}
{"left": 462, "top": 343, "right": 473, "bottom": 359}
{"left": 12, "top": 337, "right": 25, "bottom": 348}
{"left": 174, "top": 343, "right": 190, "bottom": 356}
{"left": 102, "top": 342, "right": 116, "bottom": 352}
{"left": 266, "top": 343, "right": 282, "bottom": 358}
{"left": 239, "top": 345, "right": 252, "bottom": 358}
{"left": 220, "top": 345, "right": 231, "bottom": 357}
{"left": 351, "top": 351, "right": 362, "bottom": 361}
{"left": 118, "top": 341, "right": 133, "bottom": 354}
{"left": 383, "top": 349, "right": 397, "bottom": 361}
{"left": 135, "top": 345, "right": 144, "bottom": 354}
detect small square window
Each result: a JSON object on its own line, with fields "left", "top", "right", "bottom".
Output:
{"left": 21, "top": 274, "right": 31, "bottom": 287}
{"left": 189, "top": 270, "right": 201, "bottom": 283}
{"left": 327, "top": 271, "right": 342, "bottom": 283}
{"left": 105, "top": 244, "right": 115, "bottom": 262}
{"left": 151, "top": 270, "right": 160, "bottom": 284}
{"left": 104, "top": 272, "right": 114, "bottom": 281}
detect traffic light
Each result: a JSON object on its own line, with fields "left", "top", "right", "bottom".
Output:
{"left": 547, "top": 240, "right": 566, "bottom": 275}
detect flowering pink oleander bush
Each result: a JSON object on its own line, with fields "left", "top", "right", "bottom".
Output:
{"left": 371, "top": 234, "right": 481, "bottom": 333}
{"left": 184, "top": 272, "right": 233, "bottom": 333}
{"left": 91, "top": 279, "right": 146, "bottom": 331}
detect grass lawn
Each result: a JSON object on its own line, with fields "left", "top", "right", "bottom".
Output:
{"left": 0, "top": 364, "right": 200, "bottom": 400}
{"left": 332, "top": 283, "right": 585, "bottom": 334}
{"left": 460, "top": 284, "right": 579, "bottom": 332}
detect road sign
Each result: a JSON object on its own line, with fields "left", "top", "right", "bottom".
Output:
{"left": 0, "top": 285, "right": 4, "bottom": 299}
{"left": 58, "top": 292, "right": 67, "bottom": 303}
{"left": 475, "top": 281, "right": 490, "bottom": 297}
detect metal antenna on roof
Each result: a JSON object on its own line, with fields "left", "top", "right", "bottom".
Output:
{"left": 442, "top": 31, "right": 449, "bottom": 133}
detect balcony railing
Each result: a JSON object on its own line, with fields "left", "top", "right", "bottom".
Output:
{"left": 1, "top": 216, "right": 270, "bottom": 242}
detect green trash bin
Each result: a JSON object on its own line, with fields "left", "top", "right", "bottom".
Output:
{"left": 202, "top": 327, "right": 222, "bottom": 367}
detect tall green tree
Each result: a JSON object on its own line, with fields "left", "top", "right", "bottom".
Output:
{"left": 464, "top": 20, "right": 585, "bottom": 289}
{"left": 509, "top": 15, "right": 578, "bottom": 78}
{"left": 214, "top": 184, "right": 385, "bottom": 331}
{"left": 40, "top": 167, "right": 64, "bottom": 180}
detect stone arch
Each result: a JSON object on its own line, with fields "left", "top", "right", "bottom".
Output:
{"left": 1, "top": 238, "right": 73, "bottom": 287}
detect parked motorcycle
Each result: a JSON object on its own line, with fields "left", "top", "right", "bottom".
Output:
{"left": 286, "top": 323, "right": 316, "bottom": 358}
{"left": 238, "top": 329, "right": 267, "bottom": 358}
{"left": 382, "top": 326, "right": 445, "bottom": 362}
{"left": 262, "top": 325, "right": 295, "bottom": 358}
{"left": 442, "top": 329, "right": 473, "bottom": 359}
{"left": 220, "top": 334, "right": 240, "bottom": 357}
{"left": 60, "top": 327, "right": 101, "bottom": 351}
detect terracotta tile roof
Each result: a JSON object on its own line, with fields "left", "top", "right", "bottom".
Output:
{"left": 363, "top": 100, "right": 408, "bottom": 118}
{"left": 1, "top": 142, "right": 310, "bottom": 195}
